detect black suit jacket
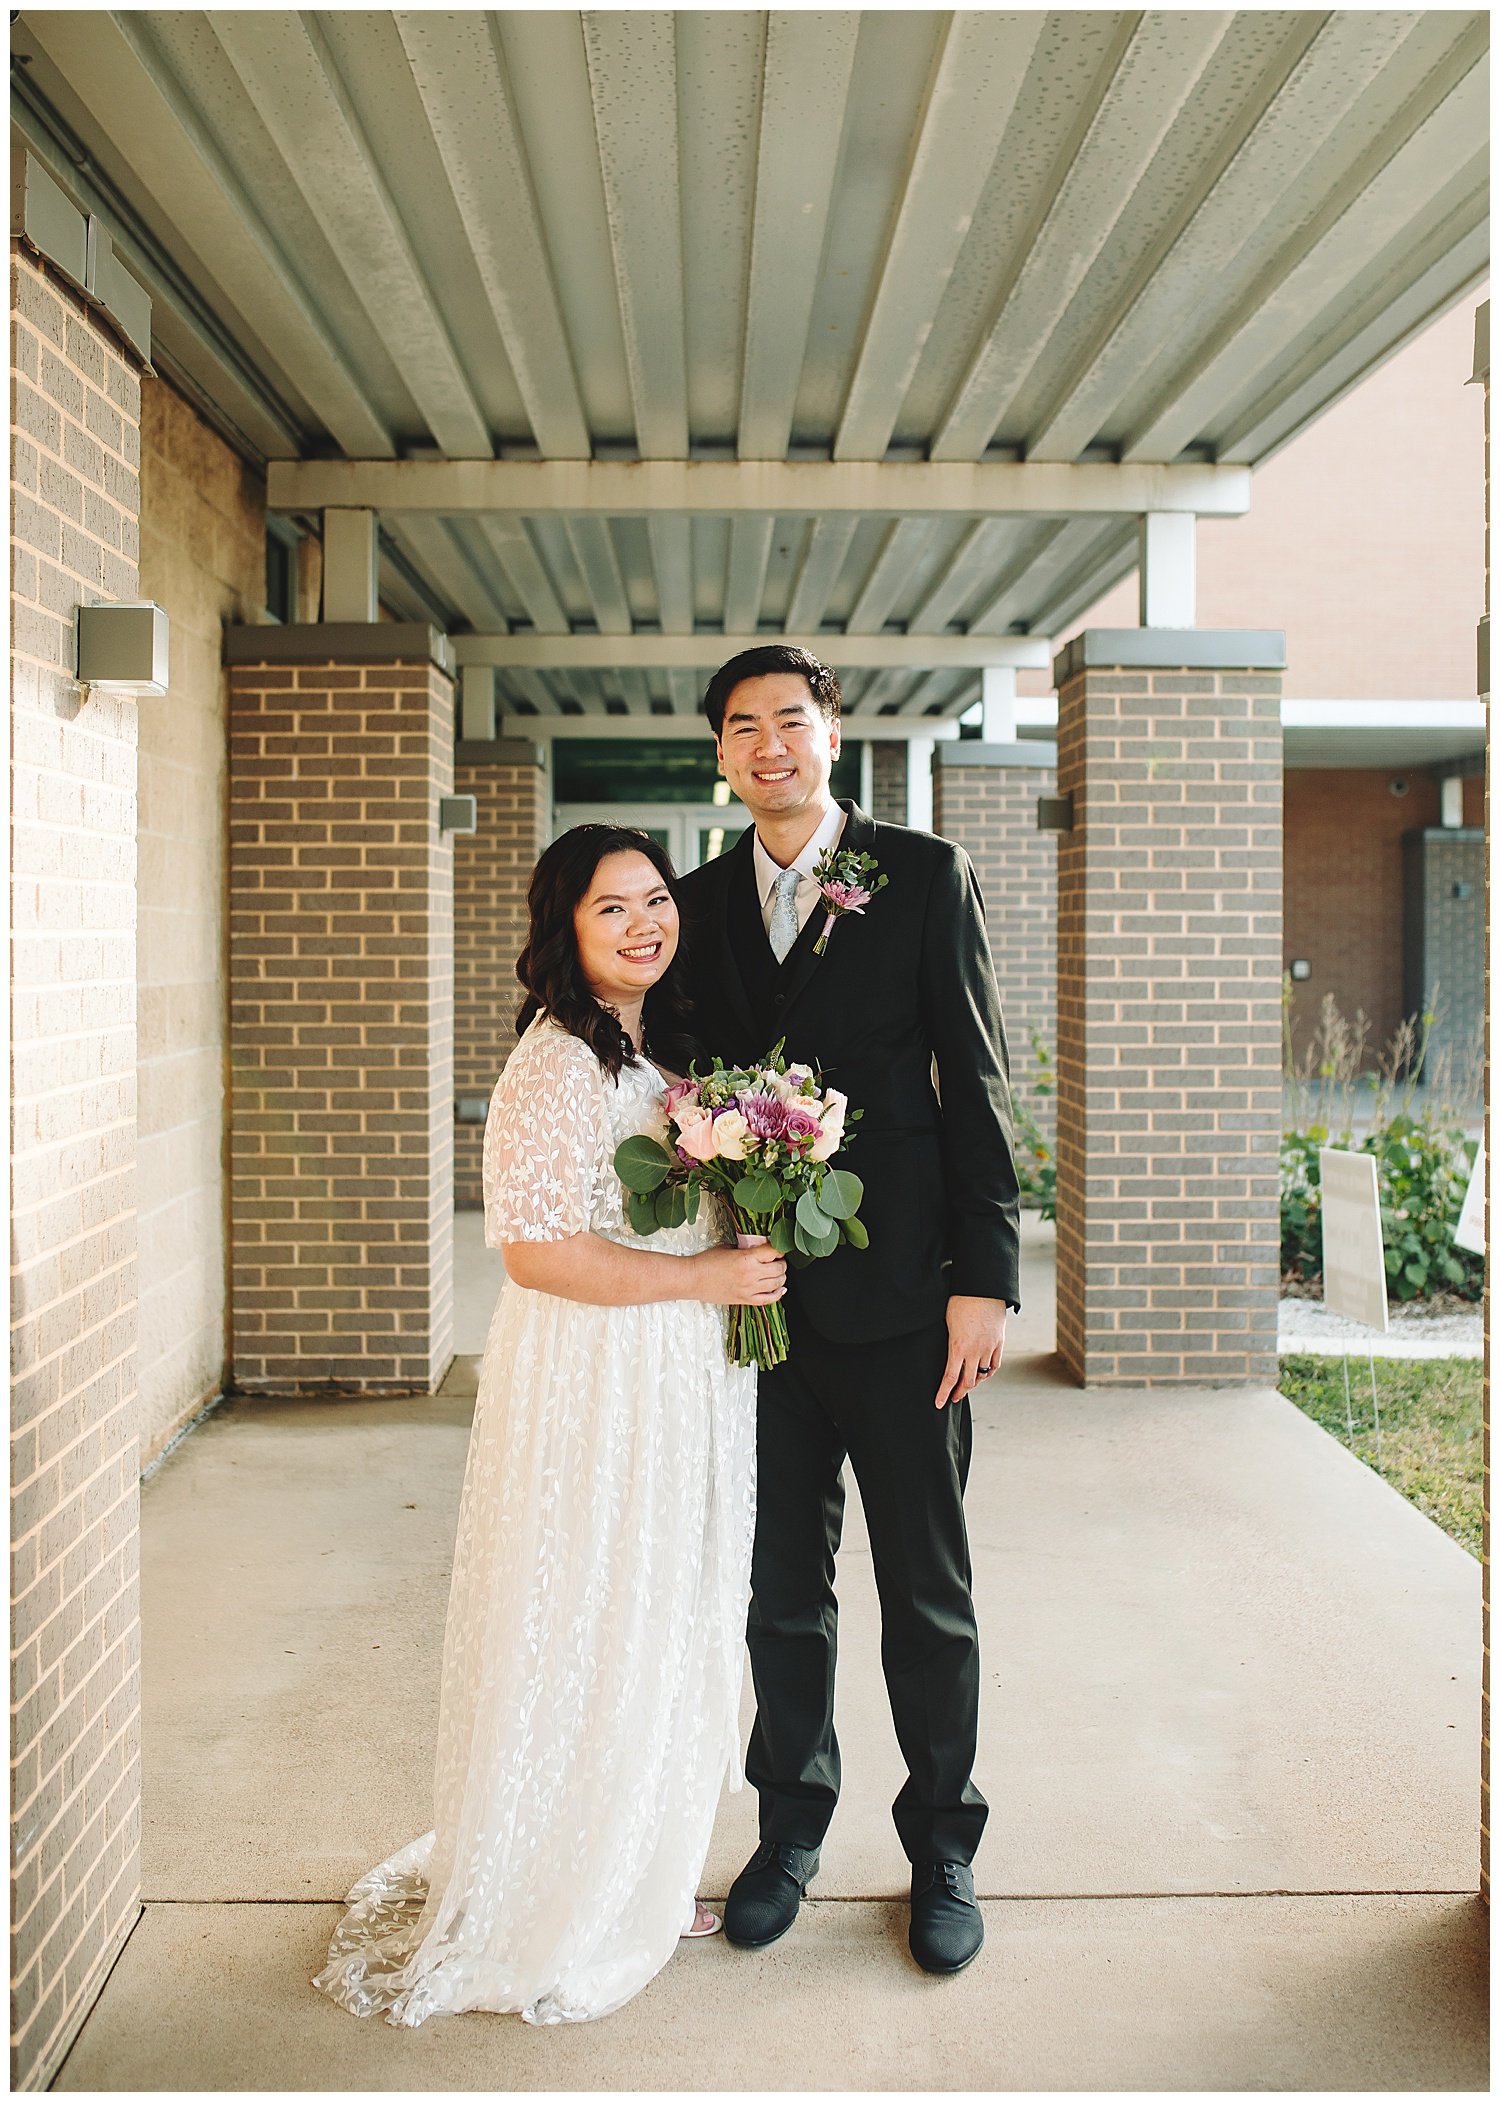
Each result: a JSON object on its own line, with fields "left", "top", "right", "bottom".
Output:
{"left": 677, "top": 801, "right": 1022, "bottom": 1345}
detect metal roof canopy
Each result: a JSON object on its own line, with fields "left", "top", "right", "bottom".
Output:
{"left": 11, "top": 9, "right": 1488, "bottom": 721}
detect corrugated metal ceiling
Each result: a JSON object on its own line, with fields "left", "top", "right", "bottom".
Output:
{"left": 11, "top": 9, "right": 1489, "bottom": 716}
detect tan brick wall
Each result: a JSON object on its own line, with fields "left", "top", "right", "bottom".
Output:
{"left": 453, "top": 760, "right": 550, "bottom": 1206}
{"left": 10, "top": 249, "right": 144, "bottom": 2090}
{"left": 136, "top": 380, "right": 266, "bottom": 1463}
{"left": 1055, "top": 655, "right": 1283, "bottom": 1386}
{"left": 227, "top": 654, "right": 455, "bottom": 1394}
{"left": 934, "top": 751, "right": 1057, "bottom": 1139}
{"left": 870, "top": 739, "right": 907, "bottom": 824}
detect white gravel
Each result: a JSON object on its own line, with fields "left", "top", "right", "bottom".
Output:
{"left": 1279, "top": 1295, "right": 1482, "bottom": 1360}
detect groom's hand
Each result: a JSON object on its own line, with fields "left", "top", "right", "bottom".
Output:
{"left": 934, "top": 1296, "right": 1008, "bottom": 1409}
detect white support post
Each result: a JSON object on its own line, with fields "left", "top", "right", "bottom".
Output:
{"left": 460, "top": 664, "right": 499, "bottom": 742}
{"left": 980, "top": 664, "right": 1018, "bottom": 742}
{"left": 322, "top": 508, "right": 379, "bottom": 622}
{"left": 1138, "top": 511, "right": 1196, "bottom": 628}
{"left": 1440, "top": 774, "right": 1465, "bottom": 827}
{"left": 907, "top": 736, "right": 935, "bottom": 831}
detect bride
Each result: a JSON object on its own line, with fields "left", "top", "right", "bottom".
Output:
{"left": 313, "top": 824, "right": 783, "bottom": 2027}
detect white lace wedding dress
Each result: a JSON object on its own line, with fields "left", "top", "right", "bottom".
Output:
{"left": 312, "top": 1013, "right": 756, "bottom": 2026}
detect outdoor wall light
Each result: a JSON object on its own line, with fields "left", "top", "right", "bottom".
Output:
{"left": 75, "top": 601, "right": 169, "bottom": 698}
{"left": 1036, "top": 794, "right": 1073, "bottom": 833}
{"left": 440, "top": 795, "right": 478, "bottom": 834}
{"left": 1289, "top": 958, "right": 1312, "bottom": 981}
{"left": 455, "top": 1097, "right": 490, "bottom": 1125}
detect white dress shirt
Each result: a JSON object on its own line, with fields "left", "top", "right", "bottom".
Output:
{"left": 752, "top": 803, "right": 847, "bottom": 943}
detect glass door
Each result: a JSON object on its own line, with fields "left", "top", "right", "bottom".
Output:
{"left": 551, "top": 802, "right": 750, "bottom": 872}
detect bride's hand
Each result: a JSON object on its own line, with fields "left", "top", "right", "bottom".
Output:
{"left": 691, "top": 1244, "right": 788, "bottom": 1306}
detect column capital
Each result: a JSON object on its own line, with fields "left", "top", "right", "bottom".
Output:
{"left": 223, "top": 622, "right": 453, "bottom": 674}
{"left": 1052, "top": 628, "right": 1285, "bottom": 685}
{"left": 935, "top": 740, "right": 1057, "bottom": 769}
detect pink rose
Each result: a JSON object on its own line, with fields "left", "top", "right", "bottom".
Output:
{"left": 784, "top": 1105, "right": 821, "bottom": 1145}
{"left": 664, "top": 1079, "right": 700, "bottom": 1116}
{"left": 676, "top": 1103, "right": 719, "bottom": 1162}
{"left": 810, "top": 1089, "right": 847, "bottom": 1162}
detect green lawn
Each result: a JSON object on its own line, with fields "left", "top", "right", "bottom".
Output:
{"left": 1278, "top": 1354, "right": 1484, "bottom": 1559}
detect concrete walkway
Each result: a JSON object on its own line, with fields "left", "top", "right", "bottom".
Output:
{"left": 55, "top": 1218, "right": 1486, "bottom": 2090}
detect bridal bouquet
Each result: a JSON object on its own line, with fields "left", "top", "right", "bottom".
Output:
{"left": 614, "top": 1042, "right": 867, "bottom": 1370}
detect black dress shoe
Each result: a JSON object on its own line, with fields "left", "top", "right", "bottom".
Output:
{"left": 909, "top": 1860, "right": 983, "bottom": 1974}
{"left": 722, "top": 1840, "right": 821, "bottom": 1949}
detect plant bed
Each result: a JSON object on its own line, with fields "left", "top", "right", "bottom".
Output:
{"left": 1278, "top": 1352, "right": 1482, "bottom": 1557}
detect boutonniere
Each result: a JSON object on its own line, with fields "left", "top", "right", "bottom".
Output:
{"left": 810, "top": 846, "right": 888, "bottom": 956}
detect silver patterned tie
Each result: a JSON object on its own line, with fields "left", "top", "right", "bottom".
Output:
{"left": 768, "top": 866, "right": 802, "bottom": 963}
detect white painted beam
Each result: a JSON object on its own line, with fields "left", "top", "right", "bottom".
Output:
{"left": 322, "top": 509, "right": 379, "bottom": 622}
{"left": 395, "top": 11, "right": 591, "bottom": 458}
{"left": 268, "top": 458, "right": 1252, "bottom": 518}
{"left": 73, "top": 12, "right": 396, "bottom": 457}
{"left": 582, "top": 11, "right": 689, "bottom": 459}
{"left": 786, "top": 518, "right": 859, "bottom": 633}
{"left": 1122, "top": 36, "right": 1488, "bottom": 464}
{"left": 453, "top": 633, "right": 1052, "bottom": 670}
{"left": 833, "top": 13, "right": 1045, "bottom": 462}
{"left": 980, "top": 666, "right": 1018, "bottom": 742}
{"left": 1024, "top": 12, "right": 1408, "bottom": 464}
{"left": 906, "top": 738, "right": 936, "bottom": 830}
{"left": 460, "top": 664, "right": 498, "bottom": 742}
{"left": 211, "top": 13, "right": 493, "bottom": 461}
{"left": 510, "top": 712, "right": 962, "bottom": 741}
{"left": 1138, "top": 511, "right": 1196, "bottom": 627}
{"left": 932, "top": 12, "right": 1234, "bottom": 463}
{"left": 738, "top": 13, "right": 860, "bottom": 460}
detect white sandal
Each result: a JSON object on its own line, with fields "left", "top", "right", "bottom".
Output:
{"left": 681, "top": 1900, "right": 722, "bottom": 1938}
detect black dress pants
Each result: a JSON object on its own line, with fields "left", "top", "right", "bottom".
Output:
{"left": 744, "top": 1303, "right": 988, "bottom": 1865}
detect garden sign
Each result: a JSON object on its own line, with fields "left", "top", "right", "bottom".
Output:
{"left": 1318, "top": 1147, "right": 1389, "bottom": 1333}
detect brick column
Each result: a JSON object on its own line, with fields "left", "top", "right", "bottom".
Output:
{"left": 934, "top": 740, "right": 1058, "bottom": 1141}
{"left": 224, "top": 627, "right": 455, "bottom": 1397}
{"left": 1053, "top": 630, "right": 1284, "bottom": 1387}
{"left": 870, "top": 739, "right": 908, "bottom": 824}
{"left": 453, "top": 738, "right": 550, "bottom": 1206}
{"left": 10, "top": 251, "right": 145, "bottom": 2090}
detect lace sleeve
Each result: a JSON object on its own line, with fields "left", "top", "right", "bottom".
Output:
{"left": 482, "top": 1023, "right": 610, "bottom": 1248}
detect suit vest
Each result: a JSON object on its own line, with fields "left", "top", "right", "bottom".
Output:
{"left": 724, "top": 843, "right": 825, "bottom": 1051}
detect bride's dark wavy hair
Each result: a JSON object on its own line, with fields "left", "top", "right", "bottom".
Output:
{"left": 515, "top": 825, "right": 698, "bottom": 1080}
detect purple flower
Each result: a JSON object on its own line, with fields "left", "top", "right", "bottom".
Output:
{"left": 741, "top": 1092, "right": 793, "bottom": 1141}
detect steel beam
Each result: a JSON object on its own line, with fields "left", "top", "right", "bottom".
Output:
{"left": 452, "top": 633, "right": 1052, "bottom": 670}
{"left": 268, "top": 459, "right": 1251, "bottom": 517}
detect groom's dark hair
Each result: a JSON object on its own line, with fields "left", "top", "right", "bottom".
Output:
{"left": 702, "top": 644, "right": 842, "bottom": 738}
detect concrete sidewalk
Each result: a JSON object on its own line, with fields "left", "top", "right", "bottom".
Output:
{"left": 55, "top": 1217, "right": 1486, "bottom": 2090}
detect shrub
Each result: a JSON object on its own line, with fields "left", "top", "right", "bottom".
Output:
{"left": 1013, "top": 1027, "right": 1056, "bottom": 1222}
{"left": 1280, "top": 983, "right": 1483, "bottom": 1303}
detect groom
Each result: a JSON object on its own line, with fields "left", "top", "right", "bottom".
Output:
{"left": 678, "top": 644, "right": 1021, "bottom": 1975}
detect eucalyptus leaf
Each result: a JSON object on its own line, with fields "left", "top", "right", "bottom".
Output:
{"left": 841, "top": 1215, "right": 870, "bottom": 1251}
{"left": 819, "top": 1168, "right": 864, "bottom": 1221}
{"left": 796, "top": 1188, "right": 832, "bottom": 1239}
{"left": 733, "top": 1171, "right": 780, "bottom": 1217}
{"left": 768, "top": 1216, "right": 796, "bottom": 1256}
{"left": 628, "top": 1189, "right": 659, "bottom": 1237}
{"left": 616, "top": 1135, "right": 674, "bottom": 1194}
{"left": 795, "top": 1214, "right": 838, "bottom": 1260}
